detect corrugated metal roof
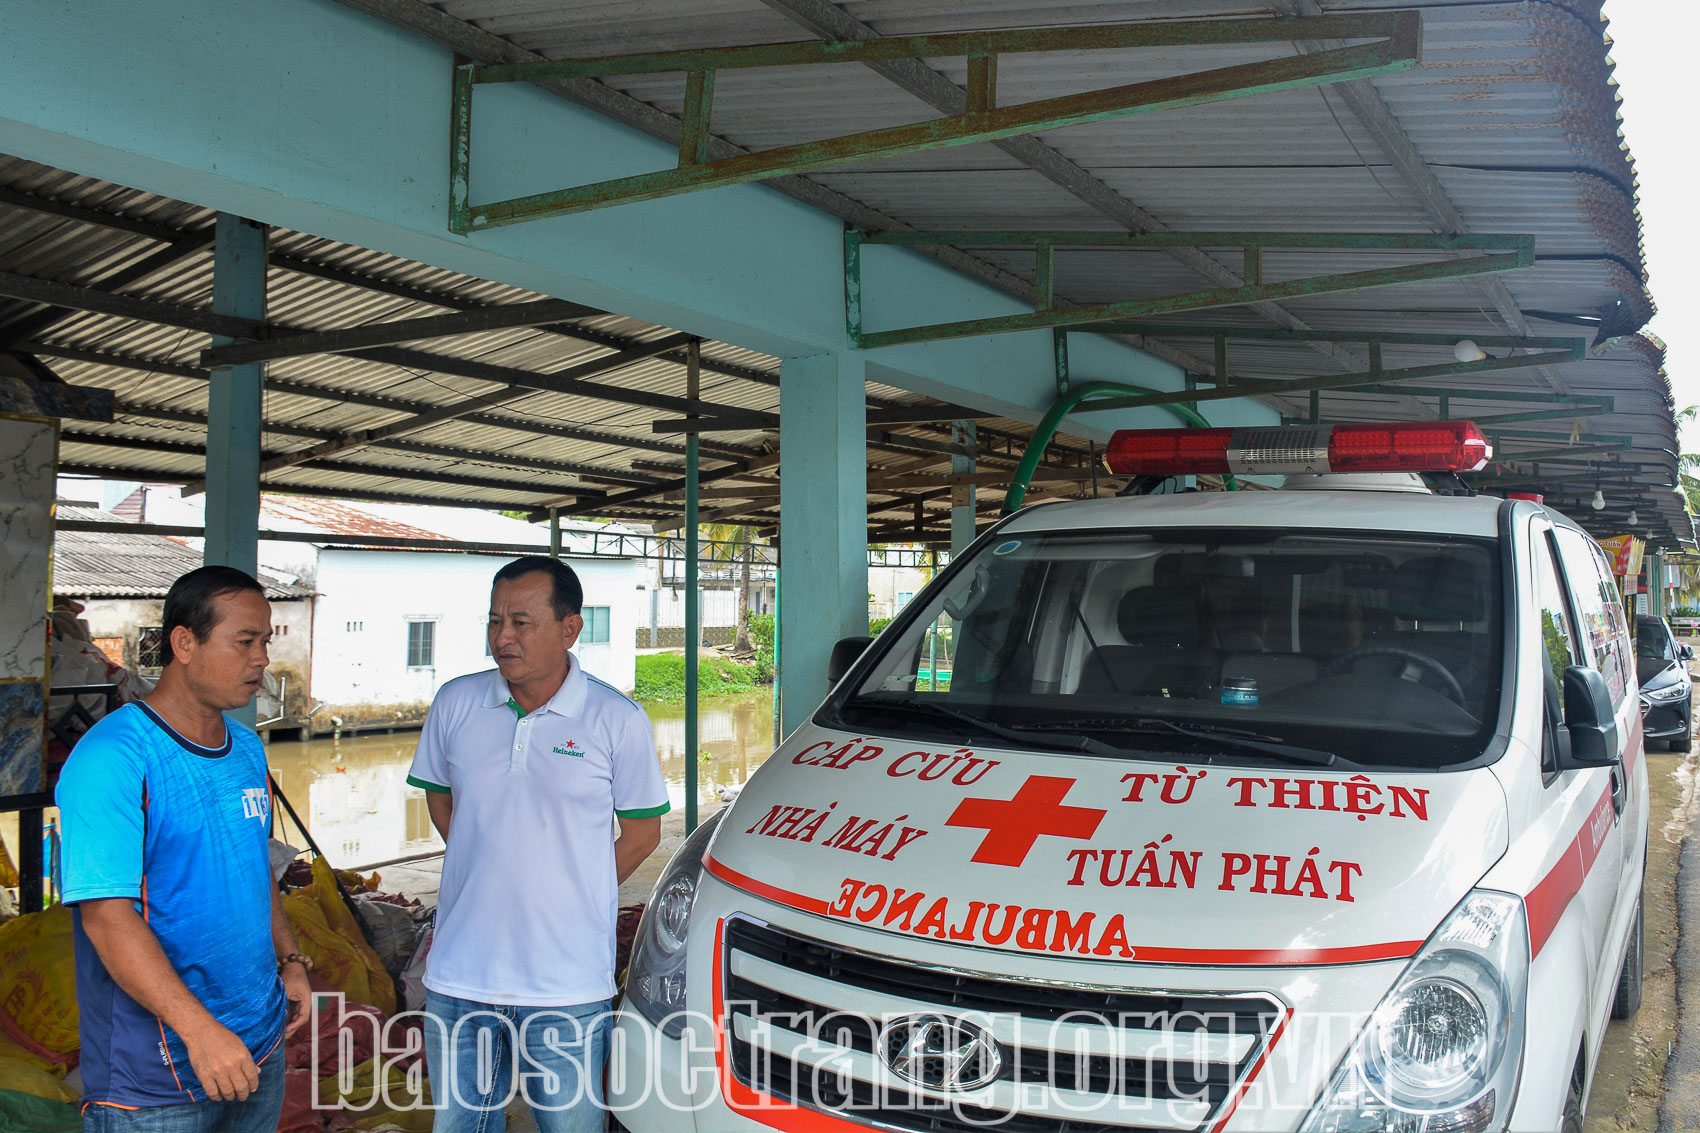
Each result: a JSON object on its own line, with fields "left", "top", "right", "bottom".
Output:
{"left": 1, "top": 154, "right": 1059, "bottom": 536}
{"left": 5, "top": 0, "right": 1686, "bottom": 545}
{"left": 412, "top": 0, "right": 1677, "bottom": 542}
{"left": 52, "top": 505, "right": 315, "bottom": 599}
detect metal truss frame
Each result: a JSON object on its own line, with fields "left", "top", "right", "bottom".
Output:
{"left": 448, "top": 13, "right": 1420, "bottom": 231}
{"left": 849, "top": 229, "right": 1535, "bottom": 348}
{"left": 1039, "top": 320, "right": 1595, "bottom": 423}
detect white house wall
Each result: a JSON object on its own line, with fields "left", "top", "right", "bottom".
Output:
{"left": 307, "top": 549, "right": 638, "bottom": 732}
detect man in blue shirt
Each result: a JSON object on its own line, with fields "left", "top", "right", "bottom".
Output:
{"left": 57, "top": 566, "right": 313, "bottom": 1130}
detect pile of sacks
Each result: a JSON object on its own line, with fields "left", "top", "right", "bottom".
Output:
{"left": 0, "top": 857, "right": 432, "bottom": 1131}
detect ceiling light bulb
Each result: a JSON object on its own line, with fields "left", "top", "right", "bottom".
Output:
{"left": 1628, "top": 509, "right": 1639, "bottom": 526}
{"left": 1454, "top": 339, "right": 1487, "bottom": 363}
{"left": 1591, "top": 488, "right": 1606, "bottom": 511}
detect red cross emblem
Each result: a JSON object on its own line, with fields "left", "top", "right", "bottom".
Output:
{"left": 944, "top": 775, "right": 1107, "bottom": 867}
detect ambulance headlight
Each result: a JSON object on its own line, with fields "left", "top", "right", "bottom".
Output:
{"left": 1300, "top": 890, "right": 1527, "bottom": 1133}
{"left": 625, "top": 811, "right": 722, "bottom": 1039}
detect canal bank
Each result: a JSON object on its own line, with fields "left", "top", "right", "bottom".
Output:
{"left": 263, "top": 688, "right": 776, "bottom": 907}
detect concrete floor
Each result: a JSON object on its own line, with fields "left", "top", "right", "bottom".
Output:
{"left": 1584, "top": 743, "right": 1690, "bottom": 1133}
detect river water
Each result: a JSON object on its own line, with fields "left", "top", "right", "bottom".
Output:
{"left": 263, "top": 690, "right": 776, "bottom": 869}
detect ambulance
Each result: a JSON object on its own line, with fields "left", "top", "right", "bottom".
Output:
{"left": 613, "top": 421, "right": 1650, "bottom": 1133}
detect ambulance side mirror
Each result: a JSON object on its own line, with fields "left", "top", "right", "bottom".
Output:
{"left": 1557, "top": 665, "right": 1620, "bottom": 768}
{"left": 828, "top": 636, "right": 874, "bottom": 686}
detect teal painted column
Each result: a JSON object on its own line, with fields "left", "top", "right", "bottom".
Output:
{"left": 951, "top": 420, "right": 977, "bottom": 557}
{"left": 205, "top": 214, "right": 265, "bottom": 578}
{"left": 206, "top": 214, "right": 265, "bottom": 729}
{"left": 684, "top": 342, "right": 701, "bottom": 832}
{"left": 779, "top": 351, "right": 867, "bottom": 737}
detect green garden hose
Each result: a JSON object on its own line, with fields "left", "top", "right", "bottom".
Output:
{"left": 1003, "top": 381, "right": 1234, "bottom": 514}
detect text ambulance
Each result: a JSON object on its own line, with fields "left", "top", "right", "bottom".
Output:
{"left": 615, "top": 421, "right": 1649, "bottom": 1133}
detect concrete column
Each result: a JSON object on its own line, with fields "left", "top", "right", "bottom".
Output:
{"left": 779, "top": 351, "right": 867, "bottom": 736}
{"left": 951, "top": 420, "right": 977, "bottom": 558}
{"left": 205, "top": 214, "right": 265, "bottom": 578}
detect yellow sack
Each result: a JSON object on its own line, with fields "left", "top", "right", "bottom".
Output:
{"left": 282, "top": 859, "right": 395, "bottom": 1015}
{"left": 0, "top": 835, "right": 18, "bottom": 890}
{"left": 317, "top": 1057, "right": 431, "bottom": 1132}
{"left": 0, "top": 1056, "right": 75, "bottom": 1105}
{"left": 0, "top": 1034, "right": 70, "bottom": 1078}
{"left": 0, "top": 906, "right": 77, "bottom": 1063}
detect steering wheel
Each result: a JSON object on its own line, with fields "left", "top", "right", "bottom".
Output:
{"left": 1322, "top": 646, "right": 1468, "bottom": 707}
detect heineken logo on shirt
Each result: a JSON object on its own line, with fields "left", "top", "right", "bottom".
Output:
{"left": 552, "top": 741, "right": 582, "bottom": 757}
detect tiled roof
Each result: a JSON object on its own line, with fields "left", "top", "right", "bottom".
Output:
{"left": 52, "top": 504, "right": 315, "bottom": 600}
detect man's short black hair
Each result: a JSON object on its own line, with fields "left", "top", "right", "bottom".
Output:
{"left": 161, "top": 566, "right": 267, "bottom": 666}
{"left": 493, "top": 556, "right": 583, "bottom": 619}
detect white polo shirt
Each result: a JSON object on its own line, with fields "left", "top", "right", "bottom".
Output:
{"left": 406, "top": 660, "right": 669, "bottom": 1007}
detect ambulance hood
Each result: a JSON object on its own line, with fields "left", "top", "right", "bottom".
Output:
{"left": 707, "top": 725, "right": 1510, "bottom": 966}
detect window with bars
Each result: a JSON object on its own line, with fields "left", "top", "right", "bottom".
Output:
{"left": 581, "top": 606, "right": 610, "bottom": 643}
{"left": 406, "top": 620, "right": 436, "bottom": 668}
{"left": 138, "top": 626, "right": 166, "bottom": 670}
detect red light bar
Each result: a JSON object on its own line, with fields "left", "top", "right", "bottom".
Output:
{"left": 1103, "top": 421, "right": 1492, "bottom": 477}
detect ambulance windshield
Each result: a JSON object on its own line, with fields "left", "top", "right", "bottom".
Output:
{"left": 833, "top": 528, "right": 1504, "bottom": 771}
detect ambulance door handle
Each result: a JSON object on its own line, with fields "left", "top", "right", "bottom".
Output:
{"left": 1609, "top": 762, "right": 1626, "bottom": 820}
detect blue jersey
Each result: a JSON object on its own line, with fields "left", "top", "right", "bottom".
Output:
{"left": 56, "top": 703, "right": 285, "bottom": 1108}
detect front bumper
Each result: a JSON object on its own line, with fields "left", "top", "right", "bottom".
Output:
{"left": 1639, "top": 694, "right": 1691, "bottom": 739}
{"left": 611, "top": 873, "right": 1414, "bottom": 1133}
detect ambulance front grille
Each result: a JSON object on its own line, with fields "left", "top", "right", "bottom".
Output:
{"left": 722, "top": 916, "right": 1280, "bottom": 1133}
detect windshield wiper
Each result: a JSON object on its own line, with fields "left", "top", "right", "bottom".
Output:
{"left": 843, "top": 698, "right": 1126, "bottom": 757}
{"left": 1012, "top": 716, "right": 1337, "bottom": 767}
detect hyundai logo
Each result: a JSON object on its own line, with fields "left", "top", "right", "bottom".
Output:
{"left": 877, "top": 1013, "right": 1003, "bottom": 1092}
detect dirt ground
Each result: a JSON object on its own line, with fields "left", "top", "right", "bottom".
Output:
{"left": 1583, "top": 745, "right": 1694, "bottom": 1132}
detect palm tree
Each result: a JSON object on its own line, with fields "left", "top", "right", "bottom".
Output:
{"left": 1679, "top": 406, "right": 1700, "bottom": 515}
{"left": 700, "top": 523, "right": 763, "bottom": 652}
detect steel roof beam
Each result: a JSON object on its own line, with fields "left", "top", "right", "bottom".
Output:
{"left": 0, "top": 188, "right": 773, "bottom": 399}
{"left": 453, "top": 15, "right": 1419, "bottom": 229}
{"left": 102, "top": 401, "right": 664, "bottom": 487}
{"left": 55, "top": 434, "right": 601, "bottom": 499}
{"left": 19, "top": 339, "right": 744, "bottom": 463}
{"left": 854, "top": 237, "right": 1536, "bottom": 349}
{"left": 58, "top": 461, "right": 560, "bottom": 510}
{"left": 271, "top": 251, "right": 1046, "bottom": 454}
{"left": 760, "top": 0, "right": 1402, "bottom": 385}
{"left": 1071, "top": 349, "right": 1579, "bottom": 416}
{"left": 1071, "top": 323, "right": 1587, "bottom": 350}
{"left": 0, "top": 187, "right": 181, "bottom": 242}
{"left": 651, "top": 402, "right": 1000, "bottom": 434}
{"left": 332, "top": 0, "right": 1099, "bottom": 368}
{"left": 339, "top": 340, "right": 770, "bottom": 423}
{"left": 56, "top": 518, "right": 624, "bottom": 559}
{"left": 182, "top": 333, "right": 697, "bottom": 493}
{"left": 0, "top": 271, "right": 776, "bottom": 446}
{"left": 198, "top": 296, "right": 602, "bottom": 368}
{"left": 0, "top": 269, "right": 265, "bottom": 340}
{"left": 1, "top": 235, "right": 215, "bottom": 349}
{"left": 528, "top": 452, "right": 785, "bottom": 519}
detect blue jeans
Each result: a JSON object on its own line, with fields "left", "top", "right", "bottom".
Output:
{"left": 423, "top": 990, "right": 611, "bottom": 1133}
{"left": 82, "top": 1054, "right": 285, "bottom": 1132}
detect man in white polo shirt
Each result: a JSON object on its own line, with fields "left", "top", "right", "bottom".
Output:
{"left": 407, "top": 555, "right": 667, "bottom": 1133}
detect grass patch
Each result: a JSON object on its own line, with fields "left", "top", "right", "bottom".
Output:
{"left": 635, "top": 652, "right": 760, "bottom": 703}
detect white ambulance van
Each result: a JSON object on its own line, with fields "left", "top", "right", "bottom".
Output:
{"left": 614, "top": 421, "right": 1649, "bottom": 1133}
